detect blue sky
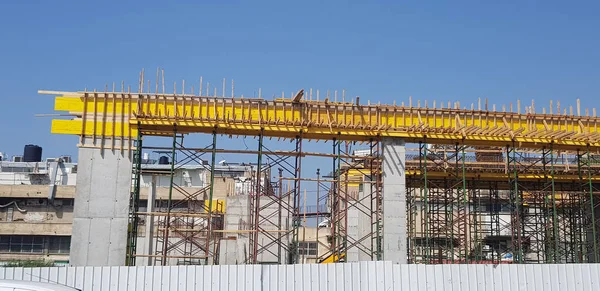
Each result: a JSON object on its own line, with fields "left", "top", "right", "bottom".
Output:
{"left": 1, "top": 0, "right": 600, "bottom": 161}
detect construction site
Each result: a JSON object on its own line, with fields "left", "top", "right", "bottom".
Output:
{"left": 37, "top": 72, "right": 600, "bottom": 267}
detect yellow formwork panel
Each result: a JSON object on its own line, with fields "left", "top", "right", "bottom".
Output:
{"left": 347, "top": 168, "right": 600, "bottom": 182}
{"left": 404, "top": 170, "right": 600, "bottom": 182}
{"left": 320, "top": 252, "right": 345, "bottom": 264}
{"left": 55, "top": 96, "right": 136, "bottom": 114}
{"left": 51, "top": 119, "right": 137, "bottom": 137}
{"left": 204, "top": 199, "right": 225, "bottom": 214}
{"left": 53, "top": 94, "right": 593, "bottom": 134}
{"left": 134, "top": 118, "right": 598, "bottom": 150}
{"left": 49, "top": 93, "right": 600, "bottom": 151}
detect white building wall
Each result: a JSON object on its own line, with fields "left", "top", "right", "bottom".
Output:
{"left": 0, "top": 163, "right": 77, "bottom": 186}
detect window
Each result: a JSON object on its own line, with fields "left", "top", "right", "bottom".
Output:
{"left": 0, "top": 236, "right": 44, "bottom": 253}
{"left": 48, "top": 236, "right": 71, "bottom": 254}
{"left": 298, "top": 242, "right": 318, "bottom": 257}
{"left": 0, "top": 235, "right": 71, "bottom": 254}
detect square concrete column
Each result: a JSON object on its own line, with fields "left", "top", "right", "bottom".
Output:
{"left": 382, "top": 138, "right": 407, "bottom": 264}
{"left": 222, "top": 195, "right": 251, "bottom": 264}
{"left": 69, "top": 138, "right": 132, "bottom": 266}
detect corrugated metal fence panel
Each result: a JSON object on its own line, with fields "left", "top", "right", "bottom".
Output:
{"left": 0, "top": 262, "right": 599, "bottom": 291}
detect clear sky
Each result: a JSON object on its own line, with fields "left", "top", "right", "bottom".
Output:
{"left": 1, "top": 0, "right": 600, "bottom": 161}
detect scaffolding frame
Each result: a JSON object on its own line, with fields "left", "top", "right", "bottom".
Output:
{"left": 578, "top": 148, "right": 600, "bottom": 263}
{"left": 126, "top": 128, "right": 223, "bottom": 266}
{"left": 248, "top": 135, "right": 300, "bottom": 264}
{"left": 44, "top": 78, "right": 600, "bottom": 266}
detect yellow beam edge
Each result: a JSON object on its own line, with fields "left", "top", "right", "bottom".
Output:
{"left": 51, "top": 119, "right": 138, "bottom": 137}
{"left": 54, "top": 96, "right": 595, "bottom": 135}
{"left": 404, "top": 170, "right": 600, "bottom": 182}
{"left": 135, "top": 119, "right": 600, "bottom": 150}
{"left": 347, "top": 168, "right": 600, "bottom": 182}
{"left": 50, "top": 118, "right": 600, "bottom": 151}
{"left": 52, "top": 95, "right": 600, "bottom": 150}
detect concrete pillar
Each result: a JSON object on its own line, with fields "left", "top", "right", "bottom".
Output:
{"left": 382, "top": 138, "right": 407, "bottom": 264}
{"left": 144, "top": 175, "right": 156, "bottom": 266}
{"left": 222, "top": 195, "right": 251, "bottom": 264}
{"left": 69, "top": 139, "right": 132, "bottom": 266}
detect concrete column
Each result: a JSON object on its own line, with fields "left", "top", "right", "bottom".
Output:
{"left": 69, "top": 138, "right": 132, "bottom": 266}
{"left": 222, "top": 195, "right": 251, "bottom": 264}
{"left": 144, "top": 175, "right": 156, "bottom": 266}
{"left": 382, "top": 138, "right": 407, "bottom": 264}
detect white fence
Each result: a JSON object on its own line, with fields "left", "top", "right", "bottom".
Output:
{"left": 1, "top": 261, "right": 600, "bottom": 291}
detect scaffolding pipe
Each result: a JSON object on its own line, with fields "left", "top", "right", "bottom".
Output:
{"left": 205, "top": 130, "right": 217, "bottom": 265}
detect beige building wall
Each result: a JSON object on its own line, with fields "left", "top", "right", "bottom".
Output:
{"left": 297, "top": 227, "right": 330, "bottom": 264}
{"left": 0, "top": 185, "right": 75, "bottom": 199}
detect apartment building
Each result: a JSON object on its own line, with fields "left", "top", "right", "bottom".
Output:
{"left": 0, "top": 147, "right": 260, "bottom": 266}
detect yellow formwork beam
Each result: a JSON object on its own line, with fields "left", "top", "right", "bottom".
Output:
{"left": 44, "top": 91, "right": 600, "bottom": 151}
{"left": 51, "top": 119, "right": 137, "bottom": 136}
{"left": 405, "top": 170, "right": 600, "bottom": 182}
{"left": 346, "top": 168, "right": 600, "bottom": 182}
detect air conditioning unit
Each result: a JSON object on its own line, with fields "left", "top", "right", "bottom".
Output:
{"left": 61, "top": 156, "right": 72, "bottom": 163}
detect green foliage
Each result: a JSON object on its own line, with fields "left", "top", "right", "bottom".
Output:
{"left": 2, "top": 259, "right": 55, "bottom": 267}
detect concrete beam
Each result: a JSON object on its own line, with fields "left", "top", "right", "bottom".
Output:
{"left": 382, "top": 138, "right": 407, "bottom": 264}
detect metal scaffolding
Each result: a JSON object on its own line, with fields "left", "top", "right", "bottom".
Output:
{"left": 151, "top": 130, "right": 221, "bottom": 266}
{"left": 248, "top": 135, "right": 300, "bottom": 264}
{"left": 43, "top": 74, "right": 600, "bottom": 266}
